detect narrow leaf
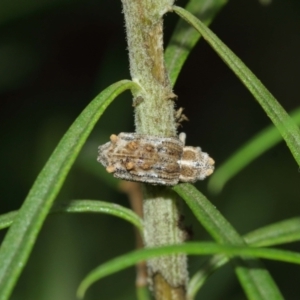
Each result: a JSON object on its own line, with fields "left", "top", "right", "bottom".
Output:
{"left": 173, "top": 183, "right": 283, "bottom": 300}
{"left": 244, "top": 216, "right": 300, "bottom": 248}
{"left": 172, "top": 184, "right": 247, "bottom": 244}
{"left": 173, "top": 6, "right": 300, "bottom": 167}
{"left": 165, "top": 0, "right": 228, "bottom": 86}
{"left": 0, "top": 200, "right": 143, "bottom": 233}
{"left": 188, "top": 254, "right": 227, "bottom": 300}
{"left": 53, "top": 200, "right": 143, "bottom": 233}
{"left": 0, "top": 211, "right": 18, "bottom": 230}
{"left": 77, "top": 242, "right": 300, "bottom": 299}
{"left": 188, "top": 216, "right": 300, "bottom": 298}
{"left": 208, "top": 107, "right": 300, "bottom": 194}
{"left": 0, "top": 80, "right": 139, "bottom": 300}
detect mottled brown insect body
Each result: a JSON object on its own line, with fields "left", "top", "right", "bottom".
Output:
{"left": 97, "top": 132, "right": 214, "bottom": 186}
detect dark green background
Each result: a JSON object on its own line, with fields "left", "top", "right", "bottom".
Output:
{"left": 1, "top": 0, "right": 300, "bottom": 299}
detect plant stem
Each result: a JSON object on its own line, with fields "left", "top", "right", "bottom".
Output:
{"left": 121, "top": 0, "right": 176, "bottom": 136}
{"left": 143, "top": 187, "right": 188, "bottom": 299}
{"left": 121, "top": 0, "right": 188, "bottom": 299}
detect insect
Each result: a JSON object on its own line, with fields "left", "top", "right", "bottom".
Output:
{"left": 97, "top": 132, "right": 214, "bottom": 186}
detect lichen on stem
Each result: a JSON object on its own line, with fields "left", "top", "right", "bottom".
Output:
{"left": 121, "top": 0, "right": 188, "bottom": 299}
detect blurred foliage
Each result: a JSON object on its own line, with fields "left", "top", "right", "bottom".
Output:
{"left": 0, "top": 0, "right": 300, "bottom": 299}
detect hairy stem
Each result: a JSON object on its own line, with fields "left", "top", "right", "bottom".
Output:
{"left": 121, "top": 0, "right": 188, "bottom": 299}
{"left": 122, "top": 0, "right": 176, "bottom": 136}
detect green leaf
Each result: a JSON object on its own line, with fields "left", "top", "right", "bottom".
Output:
{"left": 188, "top": 254, "right": 227, "bottom": 300}
{"left": 173, "top": 183, "right": 283, "bottom": 300}
{"left": 188, "top": 216, "right": 300, "bottom": 299}
{"left": 244, "top": 216, "right": 300, "bottom": 248}
{"left": 173, "top": 184, "right": 239, "bottom": 244}
{"left": 208, "top": 107, "right": 300, "bottom": 194}
{"left": 173, "top": 5, "right": 300, "bottom": 168}
{"left": 54, "top": 200, "right": 143, "bottom": 233}
{"left": 77, "top": 241, "right": 300, "bottom": 299}
{"left": 0, "top": 200, "right": 143, "bottom": 233}
{"left": 0, "top": 80, "right": 139, "bottom": 300}
{"left": 165, "top": 0, "right": 228, "bottom": 86}
{"left": 0, "top": 211, "right": 18, "bottom": 230}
